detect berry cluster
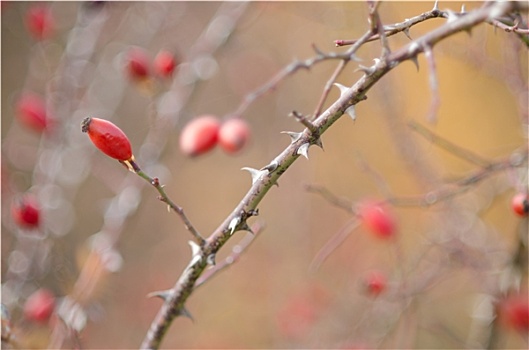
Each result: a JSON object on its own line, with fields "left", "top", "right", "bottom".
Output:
{"left": 179, "top": 115, "right": 251, "bottom": 157}
{"left": 125, "top": 47, "right": 177, "bottom": 81}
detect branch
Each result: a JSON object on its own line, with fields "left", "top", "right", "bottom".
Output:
{"left": 140, "top": 2, "right": 521, "bottom": 348}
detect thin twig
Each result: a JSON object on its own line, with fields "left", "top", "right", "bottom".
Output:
{"left": 128, "top": 160, "right": 205, "bottom": 245}
{"left": 408, "top": 121, "right": 492, "bottom": 168}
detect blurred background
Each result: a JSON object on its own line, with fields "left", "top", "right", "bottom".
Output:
{"left": 2, "top": 1, "right": 527, "bottom": 349}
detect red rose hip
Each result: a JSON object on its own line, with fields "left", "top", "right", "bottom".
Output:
{"left": 125, "top": 47, "right": 150, "bottom": 80}
{"left": 11, "top": 195, "right": 40, "bottom": 228}
{"left": 25, "top": 5, "right": 54, "bottom": 40}
{"left": 179, "top": 115, "right": 221, "bottom": 157}
{"left": 218, "top": 118, "right": 251, "bottom": 154}
{"left": 511, "top": 192, "right": 528, "bottom": 217}
{"left": 81, "top": 117, "right": 133, "bottom": 161}
{"left": 24, "top": 288, "right": 55, "bottom": 324}
{"left": 358, "top": 200, "right": 396, "bottom": 239}
{"left": 153, "top": 49, "right": 176, "bottom": 78}
{"left": 15, "top": 93, "right": 48, "bottom": 132}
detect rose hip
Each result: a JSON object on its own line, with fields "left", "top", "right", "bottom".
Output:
{"left": 125, "top": 47, "right": 150, "bottom": 81}
{"left": 15, "top": 93, "right": 48, "bottom": 133}
{"left": 11, "top": 195, "right": 40, "bottom": 228}
{"left": 511, "top": 192, "right": 528, "bottom": 217}
{"left": 358, "top": 200, "right": 396, "bottom": 239}
{"left": 179, "top": 115, "right": 221, "bottom": 157}
{"left": 25, "top": 5, "right": 54, "bottom": 40}
{"left": 153, "top": 49, "right": 177, "bottom": 78}
{"left": 218, "top": 118, "right": 251, "bottom": 154}
{"left": 23, "top": 288, "right": 55, "bottom": 324}
{"left": 81, "top": 117, "right": 133, "bottom": 161}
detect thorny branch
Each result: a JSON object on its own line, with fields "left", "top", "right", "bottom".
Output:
{"left": 140, "top": 2, "right": 527, "bottom": 349}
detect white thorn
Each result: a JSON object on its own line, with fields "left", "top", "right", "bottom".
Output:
{"left": 461, "top": 4, "right": 466, "bottom": 13}
{"left": 297, "top": 143, "right": 310, "bottom": 159}
{"left": 260, "top": 160, "right": 279, "bottom": 172}
{"left": 207, "top": 253, "right": 216, "bottom": 266}
{"left": 228, "top": 216, "right": 241, "bottom": 235}
{"left": 188, "top": 240, "right": 202, "bottom": 265}
{"left": 241, "top": 167, "right": 266, "bottom": 185}
{"left": 281, "top": 131, "right": 303, "bottom": 143}
{"left": 433, "top": 0, "right": 439, "bottom": 11}
{"left": 345, "top": 105, "right": 357, "bottom": 121}
{"left": 147, "top": 289, "right": 172, "bottom": 300}
{"left": 403, "top": 27, "right": 412, "bottom": 40}
{"left": 410, "top": 56, "right": 419, "bottom": 71}
{"left": 333, "top": 83, "right": 349, "bottom": 97}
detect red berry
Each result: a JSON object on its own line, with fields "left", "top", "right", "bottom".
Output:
{"left": 11, "top": 195, "right": 40, "bottom": 228}
{"left": 362, "top": 270, "right": 387, "bottom": 296}
{"left": 153, "top": 50, "right": 176, "bottom": 78}
{"left": 23, "top": 288, "right": 55, "bottom": 324}
{"left": 218, "top": 118, "right": 251, "bottom": 154}
{"left": 358, "top": 201, "right": 396, "bottom": 239}
{"left": 25, "top": 5, "right": 54, "bottom": 40}
{"left": 81, "top": 117, "right": 133, "bottom": 161}
{"left": 179, "top": 115, "right": 221, "bottom": 157}
{"left": 511, "top": 192, "right": 528, "bottom": 217}
{"left": 498, "top": 294, "right": 529, "bottom": 332}
{"left": 15, "top": 93, "right": 48, "bottom": 132}
{"left": 125, "top": 48, "right": 150, "bottom": 80}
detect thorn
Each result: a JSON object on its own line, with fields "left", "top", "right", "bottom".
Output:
{"left": 433, "top": 0, "right": 439, "bottom": 11}
{"left": 281, "top": 131, "right": 303, "bottom": 143}
{"left": 178, "top": 307, "right": 194, "bottom": 322}
{"left": 247, "top": 208, "right": 259, "bottom": 217}
{"left": 403, "top": 27, "right": 412, "bottom": 40}
{"left": 410, "top": 55, "right": 419, "bottom": 71}
{"left": 166, "top": 204, "right": 171, "bottom": 213}
{"left": 333, "top": 83, "right": 349, "bottom": 97}
{"left": 345, "top": 105, "right": 357, "bottom": 121}
{"left": 446, "top": 10, "right": 459, "bottom": 23}
{"left": 228, "top": 216, "right": 241, "bottom": 235}
{"left": 206, "top": 253, "right": 216, "bottom": 266}
{"left": 313, "top": 137, "right": 324, "bottom": 150}
{"left": 147, "top": 289, "right": 172, "bottom": 301}
{"left": 241, "top": 222, "right": 254, "bottom": 234}
{"left": 241, "top": 167, "right": 266, "bottom": 185}
{"left": 461, "top": 4, "right": 466, "bottom": 13}
{"left": 297, "top": 143, "right": 310, "bottom": 159}
{"left": 188, "top": 240, "right": 202, "bottom": 265}
{"left": 355, "top": 64, "right": 375, "bottom": 75}
{"left": 260, "top": 160, "right": 279, "bottom": 172}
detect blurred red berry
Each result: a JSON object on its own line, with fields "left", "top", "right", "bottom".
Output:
{"left": 11, "top": 195, "right": 40, "bottom": 228}
{"left": 179, "top": 115, "right": 221, "bottom": 157}
{"left": 25, "top": 5, "right": 54, "bottom": 40}
{"left": 511, "top": 192, "right": 528, "bottom": 217}
{"left": 125, "top": 48, "right": 150, "bottom": 80}
{"left": 498, "top": 293, "right": 529, "bottom": 332}
{"left": 81, "top": 117, "right": 133, "bottom": 161}
{"left": 23, "top": 289, "right": 55, "bottom": 324}
{"left": 15, "top": 93, "right": 48, "bottom": 133}
{"left": 218, "top": 118, "right": 251, "bottom": 154}
{"left": 153, "top": 49, "right": 176, "bottom": 78}
{"left": 362, "top": 270, "right": 387, "bottom": 296}
{"left": 358, "top": 201, "right": 396, "bottom": 239}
